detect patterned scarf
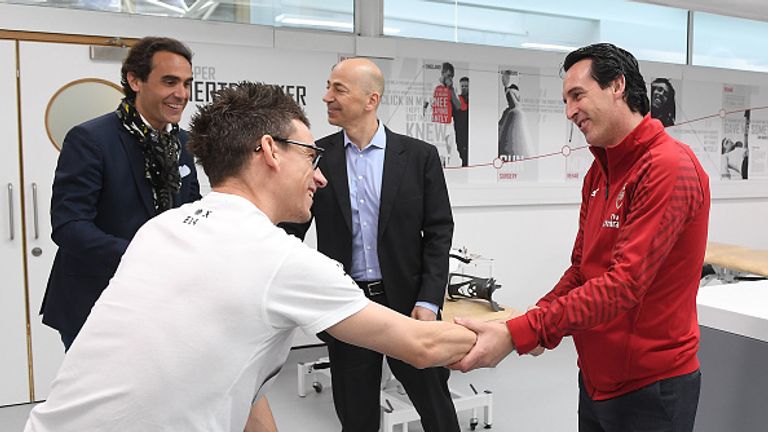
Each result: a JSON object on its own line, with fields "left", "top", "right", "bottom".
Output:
{"left": 116, "top": 98, "right": 181, "bottom": 214}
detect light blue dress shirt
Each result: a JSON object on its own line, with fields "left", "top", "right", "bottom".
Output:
{"left": 344, "top": 121, "right": 438, "bottom": 315}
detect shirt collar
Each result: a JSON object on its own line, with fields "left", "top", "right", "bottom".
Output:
{"left": 139, "top": 113, "right": 173, "bottom": 133}
{"left": 343, "top": 120, "right": 386, "bottom": 151}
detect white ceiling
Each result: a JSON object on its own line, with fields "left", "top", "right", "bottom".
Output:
{"left": 635, "top": 0, "right": 768, "bottom": 22}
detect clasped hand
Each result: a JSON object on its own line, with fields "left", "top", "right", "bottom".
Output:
{"left": 448, "top": 307, "right": 544, "bottom": 372}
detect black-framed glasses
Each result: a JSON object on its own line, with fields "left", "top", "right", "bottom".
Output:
{"left": 273, "top": 137, "right": 324, "bottom": 169}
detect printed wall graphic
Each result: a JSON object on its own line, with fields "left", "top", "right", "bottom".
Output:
{"left": 745, "top": 109, "right": 768, "bottom": 181}
{"left": 151, "top": 44, "right": 767, "bottom": 188}
{"left": 663, "top": 78, "right": 720, "bottom": 179}
{"left": 720, "top": 110, "right": 750, "bottom": 180}
{"left": 181, "top": 43, "right": 339, "bottom": 143}
{"left": 494, "top": 66, "right": 592, "bottom": 183}
{"left": 378, "top": 59, "right": 594, "bottom": 184}
{"left": 497, "top": 69, "right": 534, "bottom": 181}
{"left": 423, "top": 62, "right": 468, "bottom": 167}
{"left": 663, "top": 78, "right": 767, "bottom": 181}
{"left": 720, "top": 84, "right": 751, "bottom": 180}
{"left": 650, "top": 77, "right": 676, "bottom": 128}
{"left": 374, "top": 58, "right": 470, "bottom": 168}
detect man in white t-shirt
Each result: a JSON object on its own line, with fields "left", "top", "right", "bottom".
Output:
{"left": 24, "top": 82, "right": 476, "bottom": 432}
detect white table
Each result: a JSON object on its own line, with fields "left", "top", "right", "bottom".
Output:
{"left": 695, "top": 279, "right": 768, "bottom": 432}
{"left": 697, "top": 279, "right": 768, "bottom": 342}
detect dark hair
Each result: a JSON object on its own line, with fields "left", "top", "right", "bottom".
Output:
{"left": 441, "top": 62, "right": 455, "bottom": 76}
{"left": 721, "top": 138, "right": 733, "bottom": 154}
{"left": 459, "top": 76, "right": 469, "bottom": 83}
{"left": 650, "top": 78, "right": 676, "bottom": 127}
{"left": 562, "top": 43, "right": 649, "bottom": 116}
{"left": 121, "top": 37, "right": 193, "bottom": 101}
{"left": 188, "top": 82, "right": 310, "bottom": 186}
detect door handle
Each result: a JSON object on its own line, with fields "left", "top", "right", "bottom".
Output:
{"left": 6, "top": 183, "right": 13, "bottom": 241}
{"left": 32, "top": 182, "right": 39, "bottom": 240}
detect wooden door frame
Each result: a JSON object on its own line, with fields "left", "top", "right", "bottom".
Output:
{"left": 0, "top": 29, "right": 137, "bottom": 46}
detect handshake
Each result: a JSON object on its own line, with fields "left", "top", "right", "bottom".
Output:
{"left": 327, "top": 301, "right": 545, "bottom": 377}
{"left": 443, "top": 305, "right": 545, "bottom": 373}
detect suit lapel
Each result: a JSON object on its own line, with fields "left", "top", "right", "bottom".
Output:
{"left": 323, "top": 133, "right": 353, "bottom": 233}
{"left": 119, "top": 129, "right": 155, "bottom": 216}
{"left": 378, "top": 128, "right": 407, "bottom": 238}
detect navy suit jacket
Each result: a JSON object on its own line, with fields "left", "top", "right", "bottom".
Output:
{"left": 41, "top": 111, "right": 201, "bottom": 337}
{"left": 284, "top": 127, "right": 454, "bottom": 315}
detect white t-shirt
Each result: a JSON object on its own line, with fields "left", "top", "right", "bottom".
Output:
{"left": 26, "top": 192, "right": 368, "bottom": 432}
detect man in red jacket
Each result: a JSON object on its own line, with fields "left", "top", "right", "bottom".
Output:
{"left": 451, "top": 43, "right": 710, "bottom": 432}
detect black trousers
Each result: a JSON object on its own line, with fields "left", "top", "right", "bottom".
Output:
{"left": 579, "top": 370, "right": 701, "bottom": 432}
{"left": 321, "top": 291, "right": 459, "bottom": 432}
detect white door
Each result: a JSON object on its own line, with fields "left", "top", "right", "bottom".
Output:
{"left": 18, "top": 41, "right": 123, "bottom": 400}
{"left": 0, "top": 40, "right": 32, "bottom": 406}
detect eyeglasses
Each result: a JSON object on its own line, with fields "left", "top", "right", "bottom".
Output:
{"left": 255, "top": 136, "right": 325, "bottom": 169}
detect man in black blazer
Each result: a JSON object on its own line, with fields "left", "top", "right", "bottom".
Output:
{"left": 284, "top": 58, "right": 457, "bottom": 431}
{"left": 41, "top": 37, "right": 201, "bottom": 350}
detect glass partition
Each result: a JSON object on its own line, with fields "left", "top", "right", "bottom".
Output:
{"left": 383, "top": 0, "right": 688, "bottom": 63}
{"left": 692, "top": 12, "right": 768, "bottom": 73}
{"left": 2, "top": 0, "right": 354, "bottom": 31}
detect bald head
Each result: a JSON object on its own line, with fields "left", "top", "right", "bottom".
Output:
{"left": 324, "top": 57, "right": 386, "bottom": 132}
{"left": 334, "top": 58, "right": 385, "bottom": 97}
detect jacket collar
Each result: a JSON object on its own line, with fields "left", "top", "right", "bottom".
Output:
{"left": 378, "top": 127, "right": 407, "bottom": 238}
{"left": 321, "top": 131, "right": 353, "bottom": 233}
{"left": 321, "top": 125, "right": 408, "bottom": 237}
{"left": 117, "top": 115, "right": 156, "bottom": 216}
{"left": 589, "top": 114, "right": 665, "bottom": 180}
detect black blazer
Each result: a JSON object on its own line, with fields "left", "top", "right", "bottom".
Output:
{"left": 41, "top": 112, "right": 201, "bottom": 337}
{"left": 285, "top": 127, "right": 453, "bottom": 315}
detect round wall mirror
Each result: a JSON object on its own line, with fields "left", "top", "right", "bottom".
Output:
{"left": 46, "top": 78, "right": 124, "bottom": 151}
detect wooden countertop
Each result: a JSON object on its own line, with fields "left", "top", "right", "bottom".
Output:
{"left": 705, "top": 242, "right": 768, "bottom": 277}
{"left": 442, "top": 298, "right": 519, "bottom": 323}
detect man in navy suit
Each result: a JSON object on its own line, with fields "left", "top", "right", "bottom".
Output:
{"left": 284, "top": 58, "right": 457, "bottom": 431}
{"left": 41, "top": 36, "right": 201, "bottom": 350}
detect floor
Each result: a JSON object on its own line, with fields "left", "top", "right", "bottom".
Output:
{"left": 3, "top": 342, "right": 580, "bottom": 431}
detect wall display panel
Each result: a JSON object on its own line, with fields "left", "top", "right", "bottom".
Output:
{"left": 663, "top": 78, "right": 722, "bottom": 180}
{"left": 494, "top": 66, "right": 592, "bottom": 183}
{"left": 661, "top": 77, "right": 768, "bottom": 182}
{"left": 388, "top": 59, "right": 768, "bottom": 191}
{"left": 368, "top": 56, "right": 593, "bottom": 186}
{"left": 180, "top": 41, "right": 339, "bottom": 160}
{"left": 372, "top": 57, "right": 471, "bottom": 168}
{"left": 317, "top": 51, "right": 768, "bottom": 194}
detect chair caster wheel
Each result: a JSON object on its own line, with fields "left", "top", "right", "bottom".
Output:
{"left": 470, "top": 418, "right": 478, "bottom": 430}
